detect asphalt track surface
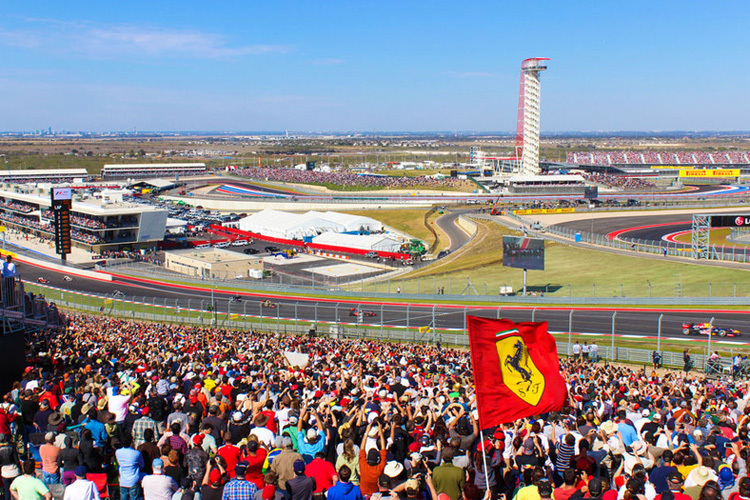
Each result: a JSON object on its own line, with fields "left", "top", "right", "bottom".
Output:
{"left": 19, "top": 184, "right": 750, "bottom": 344}
{"left": 22, "top": 259, "right": 750, "bottom": 345}
{"left": 558, "top": 215, "right": 693, "bottom": 244}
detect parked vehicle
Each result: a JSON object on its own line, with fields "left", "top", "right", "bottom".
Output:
{"left": 243, "top": 248, "right": 260, "bottom": 255}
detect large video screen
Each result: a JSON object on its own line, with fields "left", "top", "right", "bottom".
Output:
{"left": 503, "top": 236, "right": 545, "bottom": 270}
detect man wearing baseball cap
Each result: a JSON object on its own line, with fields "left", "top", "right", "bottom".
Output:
{"left": 222, "top": 461, "right": 258, "bottom": 500}
{"left": 63, "top": 466, "right": 98, "bottom": 500}
{"left": 141, "top": 458, "right": 178, "bottom": 500}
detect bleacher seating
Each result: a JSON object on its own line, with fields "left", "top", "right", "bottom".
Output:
{"left": 569, "top": 150, "right": 750, "bottom": 166}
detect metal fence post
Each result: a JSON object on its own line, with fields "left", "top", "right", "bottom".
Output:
{"left": 532, "top": 308, "right": 537, "bottom": 322}
{"left": 295, "top": 303, "right": 298, "bottom": 332}
{"left": 567, "top": 310, "right": 574, "bottom": 356}
{"left": 611, "top": 311, "right": 617, "bottom": 359}
{"left": 657, "top": 314, "right": 663, "bottom": 352}
{"left": 380, "top": 304, "right": 385, "bottom": 338}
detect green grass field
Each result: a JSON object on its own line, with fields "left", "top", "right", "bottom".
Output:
{"left": 390, "top": 218, "right": 750, "bottom": 297}
{"left": 342, "top": 208, "right": 448, "bottom": 252}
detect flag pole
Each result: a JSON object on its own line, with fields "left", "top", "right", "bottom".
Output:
{"left": 468, "top": 315, "right": 492, "bottom": 495}
{"left": 479, "top": 428, "right": 492, "bottom": 494}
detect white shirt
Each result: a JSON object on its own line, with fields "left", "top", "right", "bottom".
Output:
{"left": 64, "top": 478, "right": 101, "bottom": 500}
{"left": 107, "top": 389, "right": 130, "bottom": 423}
{"left": 250, "top": 426, "right": 275, "bottom": 448}
{"left": 2, "top": 262, "right": 16, "bottom": 278}
{"left": 572, "top": 344, "right": 581, "bottom": 354}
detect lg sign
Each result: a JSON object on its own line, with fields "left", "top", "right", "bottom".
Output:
{"left": 713, "top": 215, "right": 750, "bottom": 227}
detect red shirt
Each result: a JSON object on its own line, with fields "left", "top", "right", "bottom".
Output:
{"left": 306, "top": 458, "right": 337, "bottom": 493}
{"left": 259, "top": 410, "right": 277, "bottom": 434}
{"left": 218, "top": 444, "right": 241, "bottom": 478}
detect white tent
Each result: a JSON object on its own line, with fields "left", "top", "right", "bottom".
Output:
{"left": 237, "top": 209, "right": 383, "bottom": 240}
{"left": 312, "top": 232, "right": 404, "bottom": 252}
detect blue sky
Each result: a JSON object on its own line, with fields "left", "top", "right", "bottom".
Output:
{"left": 1, "top": 1, "right": 748, "bottom": 132}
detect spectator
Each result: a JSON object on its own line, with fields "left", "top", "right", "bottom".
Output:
{"left": 142, "top": 458, "right": 178, "bottom": 500}
{"left": 62, "top": 466, "right": 99, "bottom": 500}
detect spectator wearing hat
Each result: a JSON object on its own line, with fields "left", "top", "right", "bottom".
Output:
{"left": 432, "top": 448, "right": 464, "bottom": 500}
{"left": 538, "top": 479, "right": 553, "bottom": 500}
{"left": 200, "top": 458, "right": 227, "bottom": 500}
{"left": 271, "top": 437, "right": 304, "bottom": 491}
{"left": 33, "top": 400, "right": 52, "bottom": 432}
{"left": 204, "top": 405, "right": 228, "bottom": 445}
{"left": 0, "top": 432, "right": 21, "bottom": 499}
{"left": 185, "top": 433, "right": 209, "bottom": 484}
{"left": 649, "top": 449, "right": 676, "bottom": 491}
{"left": 369, "top": 474, "right": 397, "bottom": 500}
{"left": 132, "top": 408, "right": 159, "bottom": 449}
{"left": 223, "top": 461, "right": 258, "bottom": 500}
{"left": 655, "top": 471, "right": 691, "bottom": 500}
{"left": 327, "top": 465, "right": 362, "bottom": 500}
{"left": 63, "top": 466, "right": 99, "bottom": 500}
{"left": 82, "top": 407, "right": 108, "bottom": 450}
{"left": 251, "top": 414, "right": 275, "bottom": 449}
{"left": 306, "top": 451, "right": 338, "bottom": 499}
{"left": 286, "top": 459, "right": 316, "bottom": 500}
{"left": 297, "top": 409, "right": 326, "bottom": 463}
{"left": 11, "top": 459, "right": 51, "bottom": 500}
{"left": 39, "top": 432, "right": 61, "bottom": 485}
{"left": 116, "top": 433, "right": 145, "bottom": 500}
{"left": 142, "top": 458, "right": 179, "bottom": 500}
{"left": 358, "top": 422, "right": 387, "bottom": 498}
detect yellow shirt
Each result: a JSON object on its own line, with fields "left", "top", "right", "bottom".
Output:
{"left": 516, "top": 485, "right": 541, "bottom": 500}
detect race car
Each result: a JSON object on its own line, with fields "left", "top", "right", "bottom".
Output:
{"left": 682, "top": 322, "right": 741, "bottom": 337}
{"left": 349, "top": 308, "right": 376, "bottom": 318}
{"left": 37, "top": 277, "right": 50, "bottom": 284}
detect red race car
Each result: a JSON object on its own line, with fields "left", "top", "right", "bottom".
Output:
{"left": 349, "top": 308, "right": 376, "bottom": 318}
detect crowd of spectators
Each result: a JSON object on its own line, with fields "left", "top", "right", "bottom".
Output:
{"left": 40, "top": 211, "right": 138, "bottom": 231}
{"left": 236, "top": 167, "right": 466, "bottom": 190}
{"left": 568, "top": 152, "right": 750, "bottom": 166}
{"left": 0, "top": 201, "right": 35, "bottom": 214}
{"left": 1, "top": 314, "right": 750, "bottom": 500}
{"left": 580, "top": 173, "right": 655, "bottom": 190}
{"left": 0, "top": 213, "right": 105, "bottom": 245}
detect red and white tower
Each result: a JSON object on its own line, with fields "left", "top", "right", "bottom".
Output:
{"left": 515, "top": 58, "right": 549, "bottom": 175}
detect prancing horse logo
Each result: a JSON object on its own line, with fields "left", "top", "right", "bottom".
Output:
{"left": 495, "top": 330, "right": 545, "bottom": 405}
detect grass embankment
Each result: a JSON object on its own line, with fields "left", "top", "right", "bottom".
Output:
{"left": 342, "top": 208, "right": 449, "bottom": 253}
{"left": 395, "top": 219, "right": 750, "bottom": 297}
{"left": 673, "top": 228, "right": 750, "bottom": 248}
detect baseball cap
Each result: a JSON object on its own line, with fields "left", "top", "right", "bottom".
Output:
{"left": 293, "top": 459, "right": 306, "bottom": 474}
{"left": 307, "top": 428, "right": 318, "bottom": 442}
{"left": 405, "top": 479, "right": 419, "bottom": 491}
{"left": 235, "top": 461, "right": 249, "bottom": 476}
{"left": 209, "top": 469, "right": 222, "bottom": 484}
{"left": 74, "top": 465, "right": 88, "bottom": 477}
{"left": 153, "top": 458, "right": 164, "bottom": 470}
{"left": 667, "top": 470, "right": 684, "bottom": 484}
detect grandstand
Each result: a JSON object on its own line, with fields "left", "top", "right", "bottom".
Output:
{"left": 0, "top": 168, "right": 90, "bottom": 184}
{"left": 568, "top": 151, "right": 750, "bottom": 167}
{"left": 101, "top": 163, "right": 207, "bottom": 179}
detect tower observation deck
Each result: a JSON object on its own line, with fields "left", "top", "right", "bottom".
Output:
{"left": 515, "top": 58, "right": 549, "bottom": 176}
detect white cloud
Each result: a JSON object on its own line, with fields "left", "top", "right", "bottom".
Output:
{"left": 0, "top": 19, "right": 289, "bottom": 60}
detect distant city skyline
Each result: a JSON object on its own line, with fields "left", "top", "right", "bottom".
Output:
{"left": 1, "top": 1, "right": 749, "bottom": 133}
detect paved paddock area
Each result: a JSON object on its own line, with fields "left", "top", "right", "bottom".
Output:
{"left": 303, "top": 262, "right": 381, "bottom": 277}
{"left": 262, "top": 253, "right": 322, "bottom": 265}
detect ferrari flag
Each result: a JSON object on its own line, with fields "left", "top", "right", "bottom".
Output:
{"left": 468, "top": 315, "right": 568, "bottom": 426}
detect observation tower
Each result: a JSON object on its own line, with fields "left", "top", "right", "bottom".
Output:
{"left": 515, "top": 58, "right": 549, "bottom": 175}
